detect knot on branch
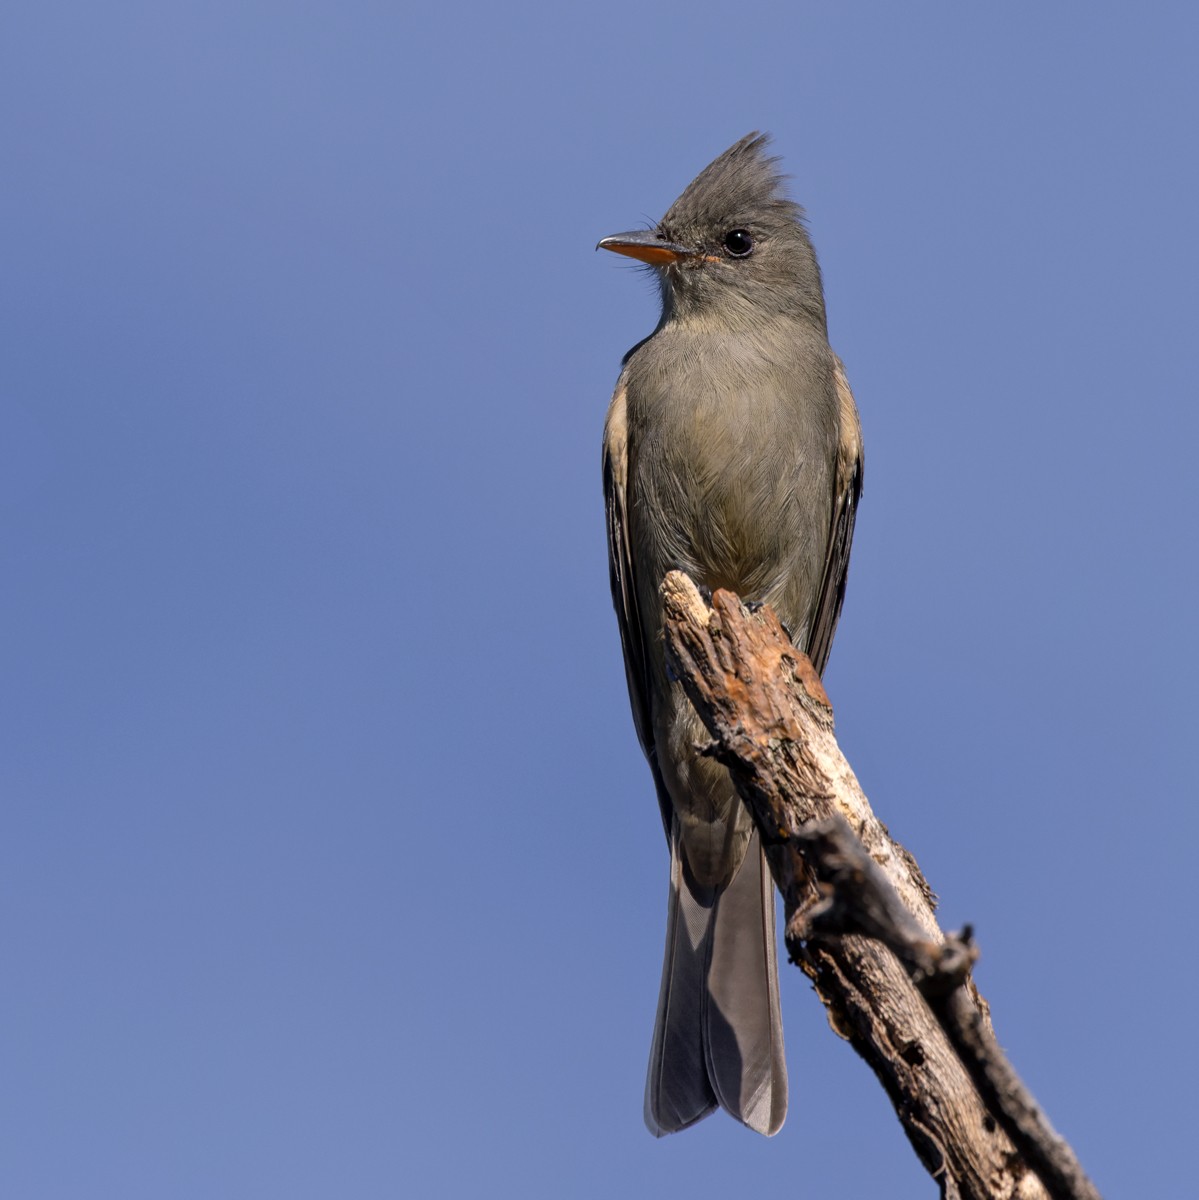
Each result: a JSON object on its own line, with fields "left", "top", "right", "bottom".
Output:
{"left": 780, "top": 816, "right": 976, "bottom": 994}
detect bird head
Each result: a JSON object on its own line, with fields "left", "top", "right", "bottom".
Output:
{"left": 598, "top": 133, "right": 827, "bottom": 332}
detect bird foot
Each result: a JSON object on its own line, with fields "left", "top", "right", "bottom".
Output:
{"left": 744, "top": 598, "right": 797, "bottom": 644}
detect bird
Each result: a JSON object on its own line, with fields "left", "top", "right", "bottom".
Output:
{"left": 598, "top": 132, "right": 863, "bottom": 1137}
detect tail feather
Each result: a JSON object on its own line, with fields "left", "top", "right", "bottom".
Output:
{"left": 644, "top": 838, "right": 717, "bottom": 1135}
{"left": 644, "top": 826, "right": 787, "bottom": 1137}
{"left": 705, "top": 832, "right": 787, "bottom": 1135}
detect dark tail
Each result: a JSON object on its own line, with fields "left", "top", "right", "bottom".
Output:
{"left": 644, "top": 827, "right": 787, "bottom": 1136}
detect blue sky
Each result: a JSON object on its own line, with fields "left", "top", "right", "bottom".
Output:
{"left": 3, "top": 3, "right": 1196, "bottom": 1196}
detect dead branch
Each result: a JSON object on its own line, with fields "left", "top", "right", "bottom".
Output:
{"left": 660, "top": 571, "right": 1100, "bottom": 1200}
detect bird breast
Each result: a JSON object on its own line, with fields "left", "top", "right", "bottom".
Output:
{"left": 625, "top": 323, "right": 840, "bottom": 635}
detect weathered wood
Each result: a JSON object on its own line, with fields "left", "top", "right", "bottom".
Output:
{"left": 660, "top": 571, "right": 1099, "bottom": 1200}
{"left": 785, "top": 815, "right": 1099, "bottom": 1200}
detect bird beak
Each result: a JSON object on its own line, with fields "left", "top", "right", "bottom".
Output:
{"left": 597, "top": 230, "right": 692, "bottom": 266}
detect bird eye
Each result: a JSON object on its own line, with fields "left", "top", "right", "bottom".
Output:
{"left": 722, "top": 229, "right": 754, "bottom": 257}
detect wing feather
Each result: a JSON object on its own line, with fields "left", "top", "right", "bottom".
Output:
{"left": 603, "top": 383, "right": 673, "bottom": 839}
{"left": 805, "top": 354, "right": 863, "bottom": 676}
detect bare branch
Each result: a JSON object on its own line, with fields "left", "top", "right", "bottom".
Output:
{"left": 659, "top": 571, "right": 1100, "bottom": 1200}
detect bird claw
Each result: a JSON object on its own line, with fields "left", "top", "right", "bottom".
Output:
{"left": 744, "top": 599, "right": 796, "bottom": 643}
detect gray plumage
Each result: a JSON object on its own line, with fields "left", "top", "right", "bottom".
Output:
{"left": 599, "top": 133, "right": 863, "bottom": 1137}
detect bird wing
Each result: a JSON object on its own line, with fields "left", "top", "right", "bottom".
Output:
{"left": 805, "top": 354, "right": 864, "bottom": 676}
{"left": 603, "top": 383, "right": 673, "bottom": 840}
